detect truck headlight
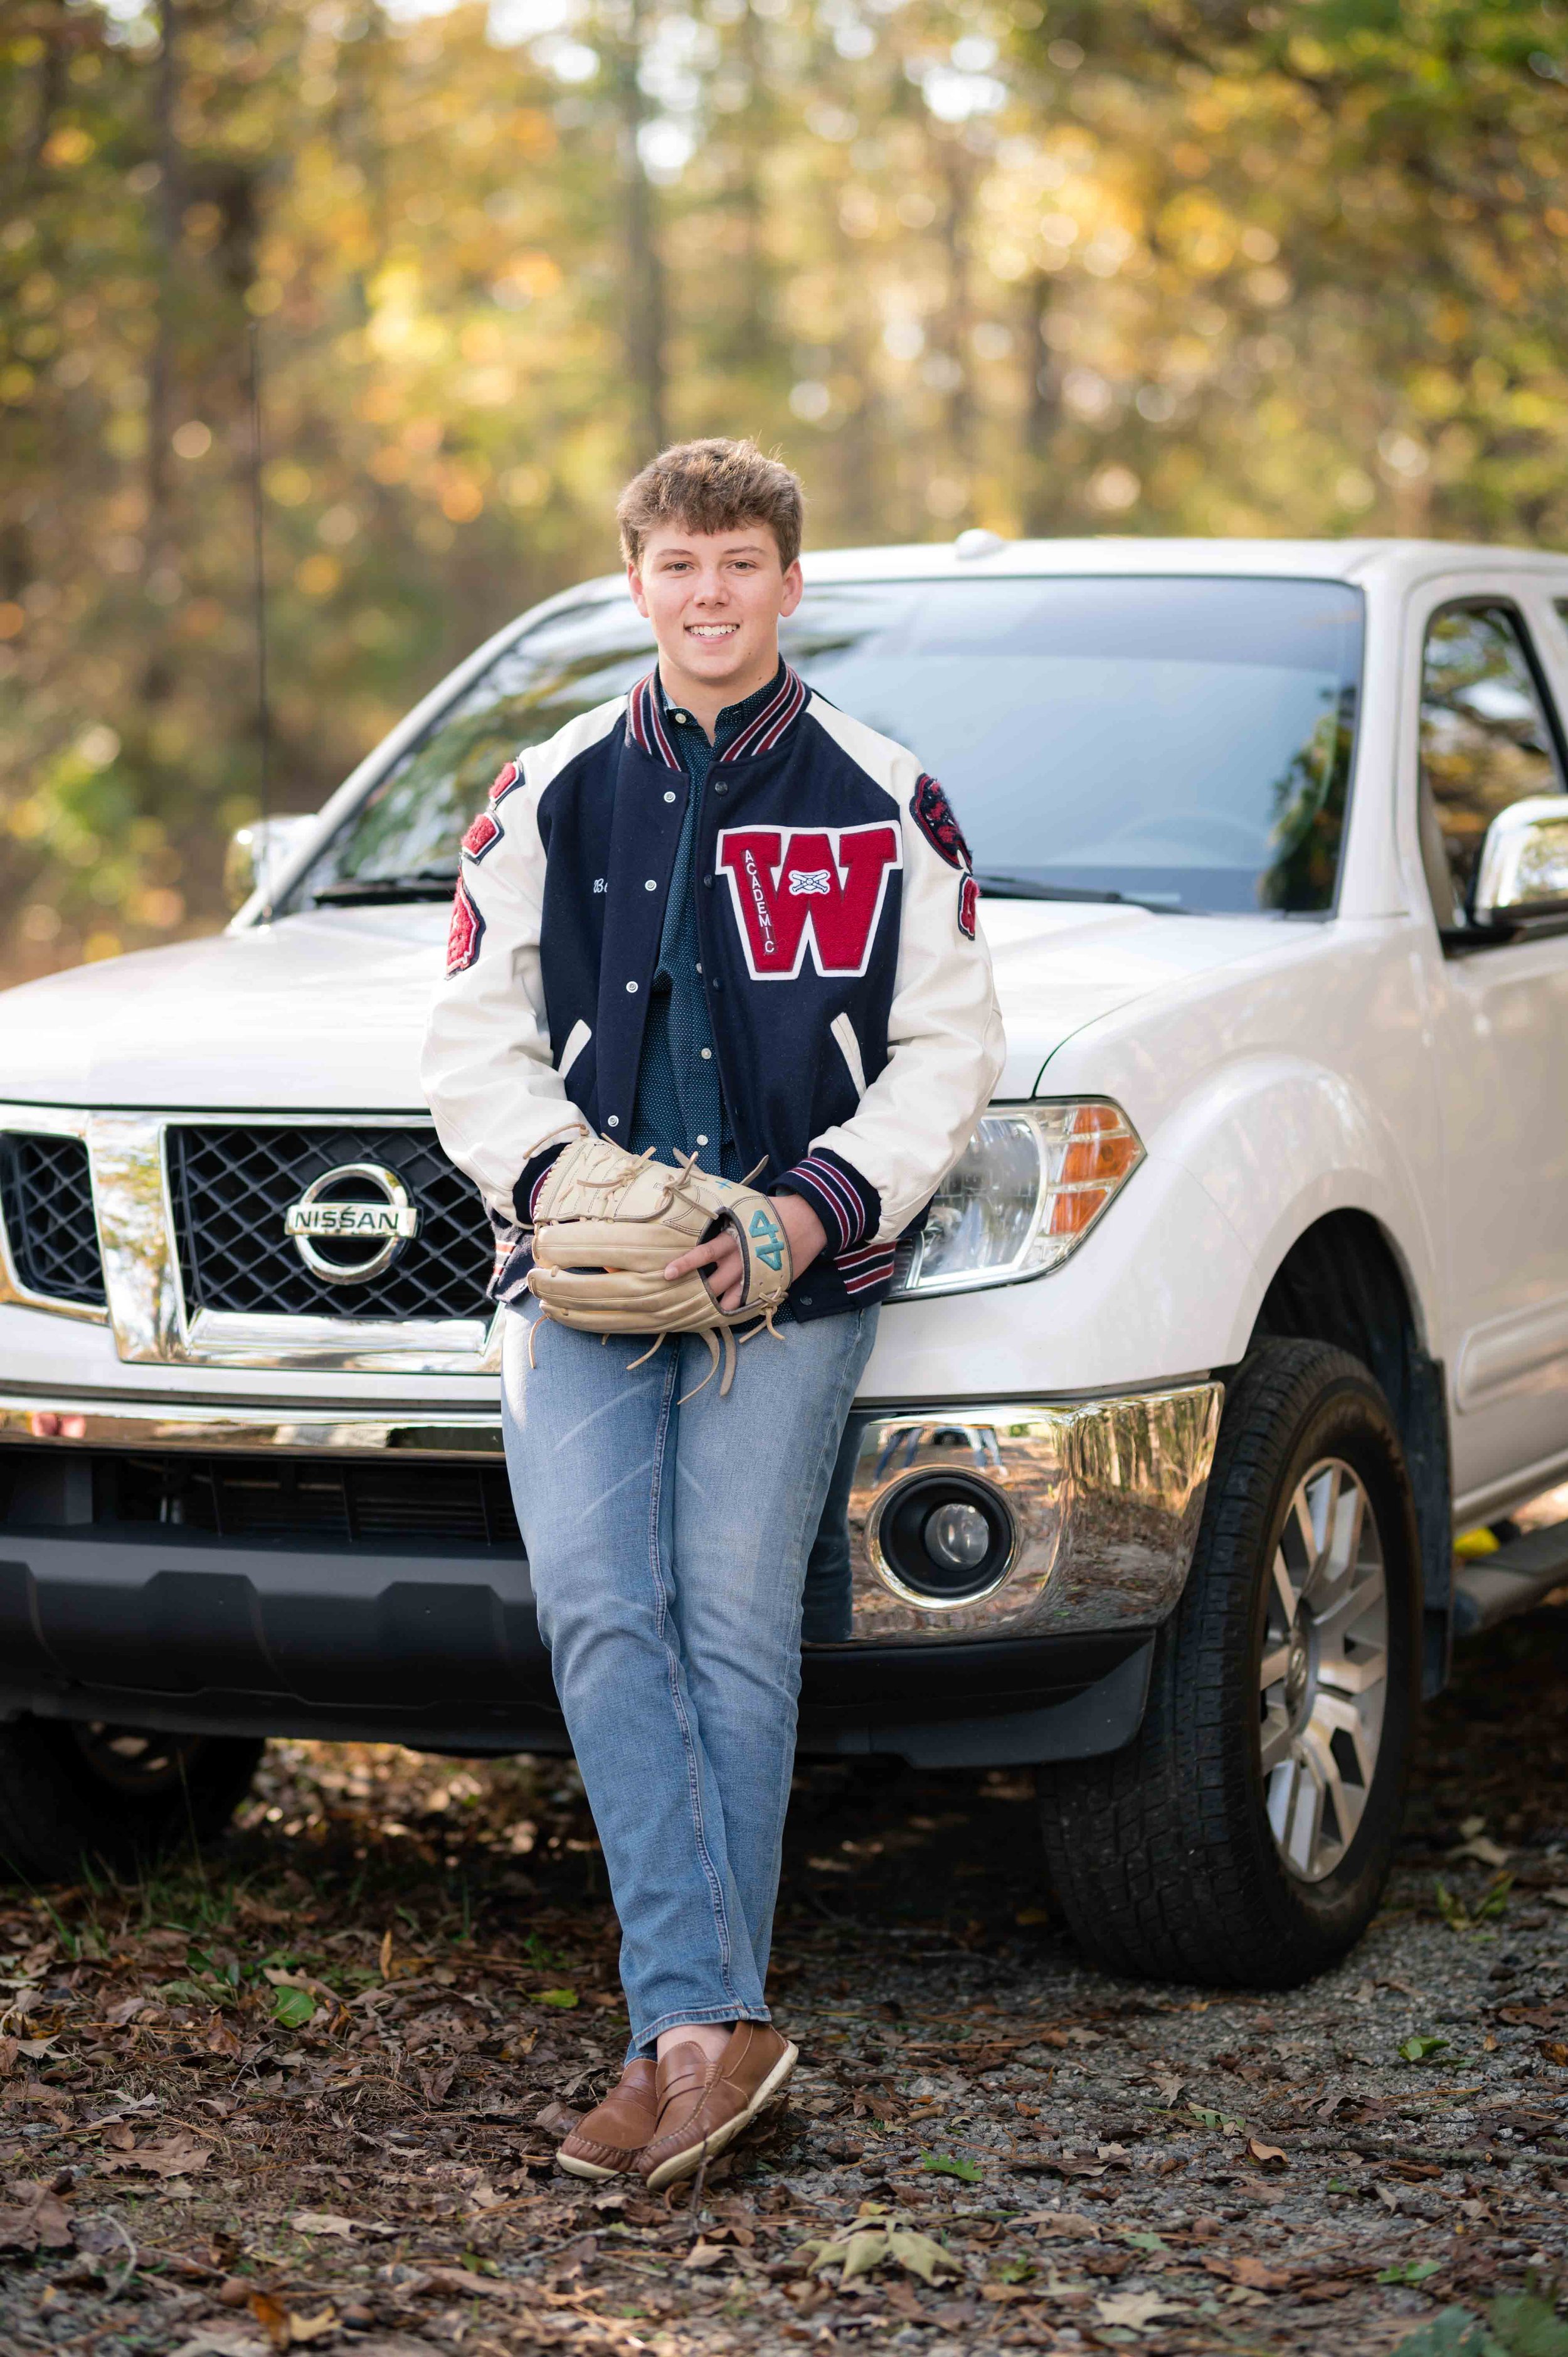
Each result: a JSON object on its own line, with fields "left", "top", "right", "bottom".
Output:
{"left": 892, "top": 1100, "right": 1144, "bottom": 1298}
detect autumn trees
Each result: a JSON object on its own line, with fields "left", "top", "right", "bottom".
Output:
{"left": 2, "top": 0, "right": 1565, "bottom": 976}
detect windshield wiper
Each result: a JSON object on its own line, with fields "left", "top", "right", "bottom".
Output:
{"left": 312, "top": 868, "right": 459, "bottom": 905}
{"left": 973, "top": 872, "right": 1189, "bottom": 913}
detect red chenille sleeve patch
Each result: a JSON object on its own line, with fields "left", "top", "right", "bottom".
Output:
{"left": 446, "top": 878, "right": 485, "bottom": 975}
{"left": 911, "top": 772, "right": 972, "bottom": 871}
{"left": 489, "top": 758, "right": 521, "bottom": 803}
{"left": 958, "top": 873, "right": 978, "bottom": 939}
{"left": 463, "top": 809, "right": 501, "bottom": 860}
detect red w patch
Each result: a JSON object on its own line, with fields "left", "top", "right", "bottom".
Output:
{"left": 446, "top": 878, "right": 485, "bottom": 976}
{"left": 463, "top": 809, "right": 501, "bottom": 861}
{"left": 716, "top": 823, "right": 901, "bottom": 981}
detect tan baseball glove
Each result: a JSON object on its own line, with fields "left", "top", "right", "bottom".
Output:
{"left": 526, "top": 1135, "right": 793, "bottom": 1397}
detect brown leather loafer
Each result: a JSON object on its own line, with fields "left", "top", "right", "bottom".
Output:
{"left": 558, "top": 2055, "right": 660, "bottom": 2180}
{"left": 637, "top": 2023, "right": 798, "bottom": 2191}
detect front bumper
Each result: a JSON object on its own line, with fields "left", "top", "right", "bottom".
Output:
{"left": 0, "top": 1381, "right": 1219, "bottom": 1764}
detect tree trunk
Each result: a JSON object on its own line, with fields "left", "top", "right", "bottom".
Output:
{"left": 618, "top": 0, "right": 668, "bottom": 462}
{"left": 141, "top": 0, "right": 183, "bottom": 693}
{"left": 936, "top": 136, "right": 975, "bottom": 515}
{"left": 19, "top": 0, "right": 70, "bottom": 186}
{"left": 1021, "top": 270, "right": 1061, "bottom": 535}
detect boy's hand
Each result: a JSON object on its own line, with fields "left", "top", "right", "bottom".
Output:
{"left": 664, "top": 1193, "right": 827, "bottom": 1312}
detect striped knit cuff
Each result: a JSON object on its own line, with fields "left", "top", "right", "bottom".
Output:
{"left": 513, "top": 1142, "right": 567, "bottom": 1226}
{"left": 774, "top": 1149, "right": 879, "bottom": 1255}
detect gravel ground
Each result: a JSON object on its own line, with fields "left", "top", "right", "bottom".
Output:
{"left": 1, "top": 1600, "right": 1565, "bottom": 2357}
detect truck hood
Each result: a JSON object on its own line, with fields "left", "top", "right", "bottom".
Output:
{"left": 0, "top": 899, "right": 1290, "bottom": 1112}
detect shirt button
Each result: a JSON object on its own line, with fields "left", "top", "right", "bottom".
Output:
{"left": 696, "top": 1134, "right": 709, "bottom": 1147}
{"left": 625, "top": 979, "right": 638, "bottom": 993}
{"left": 672, "top": 710, "right": 689, "bottom": 724}
{"left": 695, "top": 962, "right": 702, "bottom": 974}
{"left": 644, "top": 879, "right": 657, "bottom": 891}
{"left": 607, "top": 1115, "right": 620, "bottom": 1127}
{"left": 701, "top": 1047, "right": 712, "bottom": 1060}
{"left": 664, "top": 791, "right": 677, "bottom": 804}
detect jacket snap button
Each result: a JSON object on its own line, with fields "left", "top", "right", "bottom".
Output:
{"left": 626, "top": 979, "right": 638, "bottom": 992}
{"left": 607, "top": 1115, "right": 620, "bottom": 1127}
{"left": 664, "top": 791, "right": 677, "bottom": 804}
{"left": 713, "top": 782, "right": 728, "bottom": 795}
{"left": 645, "top": 879, "right": 657, "bottom": 890}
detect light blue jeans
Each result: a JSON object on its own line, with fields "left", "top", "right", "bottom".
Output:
{"left": 502, "top": 1299, "right": 878, "bottom": 2055}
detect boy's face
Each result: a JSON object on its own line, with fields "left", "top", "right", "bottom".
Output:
{"left": 628, "top": 522, "right": 803, "bottom": 698}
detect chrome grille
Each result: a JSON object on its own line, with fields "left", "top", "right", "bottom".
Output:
{"left": 166, "top": 1124, "right": 490, "bottom": 1322}
{"left": 0, "top": 1132, "right": 105, "bottom": 1307}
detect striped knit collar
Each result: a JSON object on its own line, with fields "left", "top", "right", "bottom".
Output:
{"left": 624, "top": 659, "right": 808, "bottom": 772}
{"left": 625, "top": 671, "right": 680, "bottom": 770}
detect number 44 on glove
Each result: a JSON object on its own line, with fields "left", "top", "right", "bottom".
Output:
{"left": 527, "top": 1134, "right": 794, "bottom": 1398}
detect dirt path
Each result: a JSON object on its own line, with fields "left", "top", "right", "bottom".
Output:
{"left": 2, "top": 1604, "right": 1565, "bottom": 2357}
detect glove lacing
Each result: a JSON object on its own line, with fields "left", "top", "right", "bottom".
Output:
{"left": 526, "top": 1150, "right": 786, "bottom": 1400}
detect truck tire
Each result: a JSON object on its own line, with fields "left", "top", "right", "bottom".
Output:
{"left": 1037, "top": 1340, "right": 1420, "bottom": 1987}
{"left": 0, "top": 1718, "right": 264, "bottom": 1885}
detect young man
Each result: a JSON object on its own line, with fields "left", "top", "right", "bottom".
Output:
{"left": 421, "top": 439, "right": 1004, "bottom": 2186}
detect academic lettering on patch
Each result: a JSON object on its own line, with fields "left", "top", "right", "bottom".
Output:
{"left": 716, "top": 822, "right": 901, "bottom": 981}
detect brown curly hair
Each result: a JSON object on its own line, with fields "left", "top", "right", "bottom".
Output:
{"left": 617, "top": 438, "right": 805, "bottom": 571}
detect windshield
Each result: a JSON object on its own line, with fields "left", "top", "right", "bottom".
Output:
{"left": 287, "top": 573, "right": 1364, "bottom": 917}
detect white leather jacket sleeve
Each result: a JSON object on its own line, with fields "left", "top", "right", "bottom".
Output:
{"left": 802, "top": 701, "right": 1007, "bottom": 1242}
{"left": 418, "top": 701, "right": 620, "bottom": 1216}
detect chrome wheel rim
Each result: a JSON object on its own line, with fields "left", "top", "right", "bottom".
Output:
{"left": 1258, "top": 1457, "right": 1388, "bottom": 1884}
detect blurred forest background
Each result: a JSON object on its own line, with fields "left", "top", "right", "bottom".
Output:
{"left": 2, "top": 0, "right": 1566, "bottom": 981}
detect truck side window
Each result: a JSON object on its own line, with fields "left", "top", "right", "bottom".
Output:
{"left": 1419, "top": 603, "right": 1565, "bottom": 923}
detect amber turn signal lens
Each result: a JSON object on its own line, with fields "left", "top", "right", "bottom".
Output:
{"left": 1047, "top": 1107, "right": 1142, "bottom": 1237}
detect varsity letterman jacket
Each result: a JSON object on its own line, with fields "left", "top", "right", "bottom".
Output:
{"left": 420, "top": 660, "right": 1006, "bottom": 1322}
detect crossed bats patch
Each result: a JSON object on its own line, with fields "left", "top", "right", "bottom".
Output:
{"left": 716, "top": 822, "right": 902, "bottom": 980}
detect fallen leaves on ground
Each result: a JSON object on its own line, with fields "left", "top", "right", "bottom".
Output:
{"left": 0, "top": 2181, "right": 73, "bottom": 2251}
{"left": 799, "top": 2201, "right": 962, "bottom": 2285}
{"left": 1397, "top": 2034, "right": 1453, "bottom": 2064}
{"left": 291, "top": 2211, "right": 397, "bottom": 2240}
{"left": 98, "top": 2131, "right": 215, "bottom": 2177}
{"left": 1202, "top": 2252, "right": 1297, "bottom": 2292}
{"left": 1095, "top": 2288, "right": 1187, "bottom": 2327}
{"left": 3, "top": 1631, "right": 1567, "bottom": 2357}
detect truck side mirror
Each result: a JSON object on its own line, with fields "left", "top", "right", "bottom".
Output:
{"left": 1469, "top": 794, "right": 1568, "bottom": 928}
{"left": 225, "top": 815, "right": 318, "bottom": 913}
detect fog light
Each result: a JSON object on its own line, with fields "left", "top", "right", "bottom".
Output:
{"left": 867, "top": 1472, "right": 1017, "bottom": 1609}
{"left": 924, "top": 1499, "right": 990, "bottom": 1572}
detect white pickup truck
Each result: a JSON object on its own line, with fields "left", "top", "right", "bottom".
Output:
{"left": 4, "top": 535, "right": 1568, "bottom": 1991}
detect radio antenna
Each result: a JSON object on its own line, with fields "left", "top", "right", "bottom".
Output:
{"left": 246, "top": 318, "right": 274, "bottom": 922}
